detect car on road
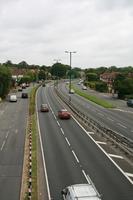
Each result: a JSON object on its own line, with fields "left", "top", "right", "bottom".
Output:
{"left": 21, "top": 92, "right": 28, "bottom": 98}
{"left": 69, "top": 89, "right": 75, "bottom": 94}
{"left": 61, "top": 183, "right": 101, "bottom": 200}
{"left": 127, "top": 99, "right": 133, "bottom": 107}
{"left": 18, "top": 87, "right": 23, "bottom": 92}
{"left": 40, "top": 104, "right": 49, "bottom": 112}
{"left": 9, "top": 94, "right": 17, "bottom": 102}
{"left": 82, "top": 85, "right": 87, "bottom": 90}
{"left": 58, "top": 109, "right": 71, "bottom": 119}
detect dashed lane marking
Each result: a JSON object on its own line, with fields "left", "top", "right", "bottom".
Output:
{"left": 96, "top": 141, "right": 106, "bottom": 145}
{"left": 82, "top": 170, "right": 90, "bottom": 184}
{"left": 107, "top": 117, "right": 114, "bottom": 122}
{"left": 65, "top": 137, "right": 70, "bottom": 146}
{"left": 117, "top": 123, "right": 127, "bottom": 129}
{"left": 57, "top": 121, "right": 60, "bottom": 127}
{"left": 6, "top": 131, "right": 9, "bottom": 138}
{"left": 60, "top": 128, "right": 64, "bottom": 135}
{"left": 72, "top": 150, "right": 79, "bottom": 163}
{"left": 1, "top": 141, "right": 6, "bottom": 151}
{"left": 108, "top": 154, "right": 123, "bottom": 159}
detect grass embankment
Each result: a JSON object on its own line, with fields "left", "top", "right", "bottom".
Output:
{"left": 29, "top": 86, "right": 38, "bottom": 200}
{"left": 72, "top": 85, "right": 115, "bottom": 108}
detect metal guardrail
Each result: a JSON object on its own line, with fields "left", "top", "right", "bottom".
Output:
{"left": 55, "top": 87, "right": 133, "bottom": 159}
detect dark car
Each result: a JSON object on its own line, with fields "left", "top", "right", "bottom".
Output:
{"left": 40, "top": 104, "right": 49, "bottom": 112}
{"left": 127, "top": 99, "right": 133, "bottom": 107}
{"left": 58, "top": 109, "right": 71, "bottom": 119}
{"left": 21, "top": 92, "right": 28, "bottom": 98}
{"left": 18, "top": 87, "right": 23, "bottom": 92}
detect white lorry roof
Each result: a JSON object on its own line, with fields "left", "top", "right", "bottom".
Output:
{"left": 68, "top": 184, "right": 101, "bottom": 200}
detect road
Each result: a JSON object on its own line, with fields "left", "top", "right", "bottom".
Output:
{"left": 60, "top": 82, "right": 133, "bottom": 141}
{"left": 0, "top": 88, "right": 29, "bottom": 200}
{"left": 37, "top": 85, "right": 133, "bottom": 200}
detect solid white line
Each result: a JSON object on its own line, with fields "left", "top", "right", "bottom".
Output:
{"left": 36, "top": 88, "right": 51, "bottom": 200}
{"left": 1, "top": 141, "right": 6, "bottom": 151}
{"left": 60, "top": 128, "right": 64, "bottom": 135}
{"left": 108, "top": 154, "right": 123, "bottom": 159}
{"left": 96, "top": 141, "right": 106, "bottom": 145}
{"left": 72, "top": 150, "right": 79, "bottom": 163}
{"left": 125, "top": 173, "right": 133, "bottom": 178}
{"left": 82, "top": 170, "right": 90, "bottom": 183}
{"left": 72, "top": 115, "right": 133, "bottom": 185}
{"left": 117, "top": 123, "right": 127, "bottom": 129}
{"left": 107, "top": 117, "right": 114, "bottom": 122}
{"left": 65, "top": 137, "right": 70, "bottom": 146}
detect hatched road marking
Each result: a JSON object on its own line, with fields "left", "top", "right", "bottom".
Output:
{"left": 108, "top": 154, "right": 123, "bottom": 159}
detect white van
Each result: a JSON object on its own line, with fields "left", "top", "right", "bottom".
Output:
{"left": 9, "top": 94, "right": 17, "bottom": 102}
{"left": 61, "top": 183, "right": 101, "bottom": 200}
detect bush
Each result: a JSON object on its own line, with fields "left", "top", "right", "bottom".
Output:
{"left": 95, "top": 81, "right": 108, "bottom": 92}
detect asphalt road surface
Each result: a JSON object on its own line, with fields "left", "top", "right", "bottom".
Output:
{"left": 37, "top": 85, "right": 133, "bottom": 200}
{"left": 0, "top": 88, "right": 29, "bottom": 200}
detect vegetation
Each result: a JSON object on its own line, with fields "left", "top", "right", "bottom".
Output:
{"left": 0, "top": 66, "right": 12, "bottom": 98}
{"left": 72, "top": 85, "right": 114, "bottom": 108}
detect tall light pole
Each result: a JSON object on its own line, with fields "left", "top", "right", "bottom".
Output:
{"left": 65, "top": 51, "right": 76, "bottom": 93}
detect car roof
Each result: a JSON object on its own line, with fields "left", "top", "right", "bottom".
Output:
{"left": 68, "top": 184, "right": 101, "bottom": 200}
{"left": 60, "top": 109, "right": 68, "bottom": 112}
{"left": 41, "top": 103, "right": 48, "bottom": 106}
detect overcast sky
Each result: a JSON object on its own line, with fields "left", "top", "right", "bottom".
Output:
{"left": 0, "top": 0, "right": 133, "bottom": 68}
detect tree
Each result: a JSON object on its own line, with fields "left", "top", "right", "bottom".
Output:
{"left": 0, "top": 66, "right": 12, "bottom": 98}
{"left": 51, "top": 63, "right": 70, "bottom": 78}
{"left": 86, "top": 73, "right": 98, "bottom": 81}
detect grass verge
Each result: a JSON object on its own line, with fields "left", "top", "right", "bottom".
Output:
{"left": 29, "top": 86, "right": 38, "bottom": 200}
{"left": 72, "top": 85, "right": 115, "bottom": 108}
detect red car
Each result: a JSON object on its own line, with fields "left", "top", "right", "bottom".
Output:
{"left": 58, "top": 109, "right": 71, "bottom": 119}
{"left": 40, "top": 104, "right": 49, "bottom": 112}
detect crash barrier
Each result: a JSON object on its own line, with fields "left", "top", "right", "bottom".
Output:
{"left": 55, "top": 87, "right": 133, "bottom": 160}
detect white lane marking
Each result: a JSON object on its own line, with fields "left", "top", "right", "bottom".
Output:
{"left": 108, "top": 154, "right": 123, "bottom": 159}
{"left": 72, "top": 115, "right": 133, "bottom": 185}
{"left": 36, "top": 89, "right": 51, "bottom": 200}
{"left": 6, "top": 131, "right": 9, "bottom": 139}
{"left": 117, "top": 123, "right": 127, "bottom": 129}
{"left": 125, "top": 173, "right": 133, "bottom": 178}
{"left": 96, "top": 141, "right": 106, "bottom": 145}
{"left": 1, "top": 141, "right": 6, "bottom": 151}
{"left": 53, "top": 114, "right": 56, "bottom": 120}
{"left": 107, "top": 117, "right": 114, "bottom": 122}
{"left": 72, "top": 150, "right": 79, "bottom": 163}
{"left": 98, "top": 113, "right": 104, "bottom": 116}
{"left": 57, "top": 121, "right": 60, "bottom": 127}
{"left": 87, "top": 131, "right": 94, "bottom": 134}
{"left": 60, "top": 128, "right": 64, "bottom": 135}
{"left": 15, "top": 129, "right": 18, "bottom": 134}
{"left": 65, "top": 137, "right": 70, "bottom": 146}
{"left": 82, "top": 170, "right": 90, "bottom": 183}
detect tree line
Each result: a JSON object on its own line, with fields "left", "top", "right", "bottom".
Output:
{"left": 0, "top": 60, "right": 133, "bottom": 99}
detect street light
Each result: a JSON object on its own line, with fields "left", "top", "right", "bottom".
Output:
{"left": 65, "top": 51, "right": 76, "bottom": 94}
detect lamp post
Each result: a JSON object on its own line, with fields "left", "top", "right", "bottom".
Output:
{"left": 65, "top": 51, "right": 76, "bottom": 94}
